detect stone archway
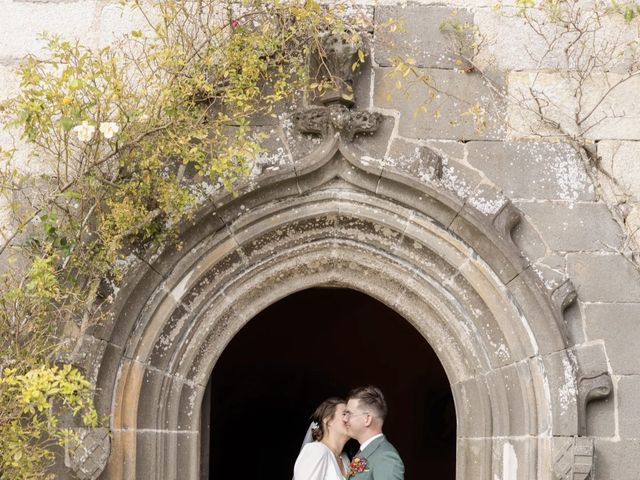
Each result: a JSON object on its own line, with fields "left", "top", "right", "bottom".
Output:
{"left": 67, "top": 131, "right": 612, "bottom": 479}
{"left": 202, "top": 287, "right": 457, "bottom": 480}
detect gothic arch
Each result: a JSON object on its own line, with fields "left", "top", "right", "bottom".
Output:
{"left": 66, "top": 128, "right": 611, "bottom": 479}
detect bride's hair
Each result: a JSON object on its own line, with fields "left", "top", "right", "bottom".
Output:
{"left": 310, "top": 397, "right": 345, "bottom": 441}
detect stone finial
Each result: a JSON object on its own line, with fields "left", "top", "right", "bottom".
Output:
{"left": 65, "top": 427, "right": 110, "bottom": 480}
{"left": 577, "top": 372, "right": 613, "bottom": 436}
{"left": 553, "top": 436, "right": 595, "bottom": 480}
{"left": 314, "top": 30, "right": 362, "bottom": 106}
{"left": 294, "top": 33, "right": 381, "bottom": 144}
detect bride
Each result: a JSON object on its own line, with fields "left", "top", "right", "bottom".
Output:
{"left": 293, "top": 397, "right": 351, "bottom": 480}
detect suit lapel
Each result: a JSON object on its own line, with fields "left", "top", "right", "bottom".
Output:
{"left": 360, "top": 435, "right": 385, "bottom": 459}
{"left": 348, "top": 436, "right": 385, "bottom": 478}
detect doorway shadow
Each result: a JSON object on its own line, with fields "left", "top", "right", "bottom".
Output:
{"left": 202, "top": 288, "right": 456, "bottom": 479}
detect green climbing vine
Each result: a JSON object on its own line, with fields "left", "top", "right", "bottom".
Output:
{"left": 0, "top": 0, "right": 367, "bottom": 477}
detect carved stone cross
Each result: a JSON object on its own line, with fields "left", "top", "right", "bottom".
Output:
{"left": 293, "top": 31, "right": 381, "bottom": 141}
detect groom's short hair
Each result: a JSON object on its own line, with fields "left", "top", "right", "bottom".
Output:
{"left": 348, "top": 385, "right": 388, "bottom": 421}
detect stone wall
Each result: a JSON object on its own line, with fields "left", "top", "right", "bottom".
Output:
{"left": 1, "top": 0, "right": 640, "bottom": 479}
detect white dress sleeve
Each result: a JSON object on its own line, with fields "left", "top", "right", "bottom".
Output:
{"left": 294, "top": 442, "right": 338, "bottom": 480}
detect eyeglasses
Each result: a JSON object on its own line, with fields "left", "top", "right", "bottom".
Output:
{"left": 342, "top": 411, "right": 369, "bottom": 420}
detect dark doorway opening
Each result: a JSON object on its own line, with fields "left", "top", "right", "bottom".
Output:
{"left": 201, "top": 288, "right": 456, "bottom": 479}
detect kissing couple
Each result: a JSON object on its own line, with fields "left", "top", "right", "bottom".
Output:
{"left": 293, "top": 385, "right": 404, "bottom": 480}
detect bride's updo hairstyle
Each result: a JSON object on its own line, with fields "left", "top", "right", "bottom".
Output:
{"left": 310, "top": 397, "right": 345, "bottom": 441}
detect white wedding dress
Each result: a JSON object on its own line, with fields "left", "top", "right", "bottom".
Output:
{"left": 293, "top": 441, "right": 350, "bottom": 480}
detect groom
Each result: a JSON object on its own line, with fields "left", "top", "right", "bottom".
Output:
{"left": 343, "top": 386, "right": 404, "bottom": 480}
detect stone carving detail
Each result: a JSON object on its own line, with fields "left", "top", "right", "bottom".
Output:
{"left": 294, "top": 104, "right": 381, "bottom": 141}
{"left": 492, "top": 200, "right": 522, "bottom": 242}
{"left": 552, "top": 279, "right": 578, "bottom": 314}
{"left": 295, "top": 30, "right": 381, "bottom": 142}
{"left": 65, "top": 427, "right": 111, "bottom": 480}
{"left": 314, "top": 30, "right": 361, "bottom": 106}
{"left": 577, "top": 372, "right": 613, "bottom": 436}
{"left": 553, "top": 436, "right": 595, "bottom": 480}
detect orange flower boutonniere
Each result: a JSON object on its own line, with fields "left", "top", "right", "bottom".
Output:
{"left": 347, "top": 456, "right": 369, "bottom": 477}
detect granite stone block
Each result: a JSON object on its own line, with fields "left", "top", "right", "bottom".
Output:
{"left": 516, "top": 201, "right": 622, "bottom": 252}
{"left": 373, "top": 66, "right": 506, "bottom": 140}
{"left": 374, "top": 5, "right": 474, "bottom": 69}
{"left": 583, "top": 303, "right": 640, "bottom": 375}
{"left": 466, "top": 141, "right": 594, "bottom": 201}
{"left": 568, "top": 253, "right": 640, "bottom": 302}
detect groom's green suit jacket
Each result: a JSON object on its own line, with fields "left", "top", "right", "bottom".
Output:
{"left": 349, "top": 435, "right": 404, "bottom": 480}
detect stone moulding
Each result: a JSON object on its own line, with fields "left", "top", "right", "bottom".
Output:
{"left": 66, "top": 142, "right": 613, "bottom": 479}
{"left": 577, "top": 372, "right": 614, "bottom": 436}
{"left": 551, "top": 279, "right": 578, "bottom": 314}
{"left": 66, "top": 36, "right": 613, "bottom": 480}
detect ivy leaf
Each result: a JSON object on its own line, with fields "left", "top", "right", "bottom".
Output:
{"left": 61, "top": 190, "right": 82, "bottom": 199}
{"left": 624, "top": 6, "right": 636, "bottom": 20}
{"left": 60, "top": 117, "right": 74, "bottom": 132}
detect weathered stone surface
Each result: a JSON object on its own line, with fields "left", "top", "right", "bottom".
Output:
{"left": 456, "top": 438, "right": 491, "bottom": 479}
{"left": 583, "top": 303, "right": 640, "bottom": 375}
{"left": 486, "top": 362, "right": 538, "bottom": 436}
{"left": 541, "top": 350, "right": 579, "bottom": 436}
{"left": 134, "top": 430, "right": 199, "bottom": 479}
{"left": 617, "top": 375, "right": 640, "bottom": 438}
{"left": 451, "top": 376, "right": 491, "bottom": 437}
{"left": 552, "top": 436, "right": 596, "bottom": 480}
{"left": 528, "top": 254, "right": 568, "bottom": 291}
{"left": 280, "top": 111, "right": 326, "bottom": 161}
{"left": 348, "top": 113, "right": 396, "bottom": 169}
{"left": 373, "top": 66, "right": 506, "bottom": 140}
{"left": 212, "top": 126, "right": 295, "bottom": 206}
{"left": 93, "top": 342, "right": 124, "bottom": 416}
{"left": 586, "top": 383, "right": 616, "bottom": 437}
{"left": 437, "top": 158, "right": 484, "bottom": 203}
{"left": 516, "top": 201, "right": 622, "bottom": 252}
{"left": 374, "top": 5, "right": 473, "bottom": 69}
{"left": 96, "top": 2, "right": 149, "bottom": 47}
{"left": 474, "top": 7, "right": 570, "bottom": 72}
{"left": 479, "top": 7, "right": 637, "bottom": 72}
{"left": 511, "top": 216, "right": 547, "bottom": 263}
{"left": 567, "top": 253, "right": 640, "bottom": 302}
{"left": 0, "top": 0, "right": 99, "bottom": 59}
{"left": 0, "top": 63, "right": 19, "bottom": 101}
{"left": 382, "top": 137, "right": 443, "bottom": 182}
{"left": 597, "top": 141, "right": 640, "bottom": 199}
{"left": 64, "top": 427, "right": 110, "bottom": 480}
{"left": 81, "top": 153, "right": 604, "bottom": 478}
{"left": 466, "top": 141, "right": 594, "bottom": 201}
{"left": 424, "top": 140, "right": 466, "bottom": 162}
{"left": 506, "top": 272, "right": 570, "bottom": 354}
{"left": 60, "top": 334, "right": 107, "bottom": 385}
{"left": 485, "top": 436, "right": 538, "bottom": 479}
{"left": 88, "top": 255, "right": 164, "bottom": 344}
{"left": 593, "top": 439, "right": 640, "bottom": 479}
{"left": 562, "top": 299, "right": 586, "bottom": 347}
{"left": 507, "top": 71, "right": 640, "bottom": 141}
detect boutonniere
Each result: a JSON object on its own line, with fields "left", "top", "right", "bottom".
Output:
{"left": 347, "top": 456, "right": 369, "bottom": 477}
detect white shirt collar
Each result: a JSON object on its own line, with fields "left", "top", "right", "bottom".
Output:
{"left": 359, "top": 433, "right": 384, "bottom": 453}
